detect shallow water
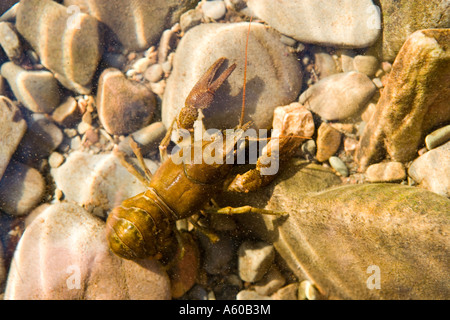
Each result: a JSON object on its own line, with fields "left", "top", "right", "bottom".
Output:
{"left": 0, "top": 0, "right": 449, "bottom": 301}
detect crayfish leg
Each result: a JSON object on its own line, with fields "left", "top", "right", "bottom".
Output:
{"left": 113, "top": 145, "right": 151, "bottom": 188}
{"left": 205, "top": 205, "right": 287, "bottom": 216}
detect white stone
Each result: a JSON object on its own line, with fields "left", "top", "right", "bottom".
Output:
{"left": 4, "top": 202, "right": 170, "bottom": 299}
{"left": 51, "top": 151, "right": 158, "bottom": 212}
{"left": 246, "top": 0, "right": 381, "bottom": 48}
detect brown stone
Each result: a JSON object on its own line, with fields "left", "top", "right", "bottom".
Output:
{"left": 97, "top": 68, "right": 156, "bottom": 135}
{"left": 16, "top": 0, "right": 102, "bottom": 94}
{"left": 315, "top": 122, "right": 342, "bottom": 162}
{"left": 356, "top": 29, "right": 450, "bottom": 170}
{"left": 0, "top": 96, "right": 26, "bottom": 180}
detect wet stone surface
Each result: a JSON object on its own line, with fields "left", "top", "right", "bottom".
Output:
{"left": 0, "top": 0, "right": 449, "bottom": 301}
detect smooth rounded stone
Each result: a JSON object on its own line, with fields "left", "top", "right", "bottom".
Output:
{"left": 0, "top": 21, "right": 22, "bottom": 63}
{"left": 299, "top": 71, "right": 377, "bottom": 121}
{"left": 271, "top": 283, "right": 299, "bottom": 300}
{"left": 162, "top": 22, "right": 302, "bottom": 131}
{"left": 118, "top": 122, "right": 166, "bottom": 157}
{"left": 51, "top": 151, "right": 159, "bottom": 212}
{"left": 238, "top": 241, "right": 275, "bottom": 283}
{"left": 63, "top": 0, "right": 196, "bottom": 51}
{"left": 425, "top": 125, "right": 450, "bottom": 150}
{"left": 15, "top": 114, "right": 63, "bottom": 160}
{"left": 202, "top": 0, "right": 227, "bottom": 20}
{"left": 408, "top": 141, "right": 450, "bottom": 197}
{"left": 0, "top": 96, "right": 26, "bottom": 180}
{"left": 301, "top": 139, "right": 316, "bottom": 160}
{"left": 1, "top": 62, "right": 61, "bottom": 113}
{"left": 315, "top": 122, "right": 342, "bottom": 162}
{"left": 51, "top": 96, "right": 81, "bottom": 127}
{"left": 366, "top": 161, "right": 406, "bottom": 183}
{"left": 298, "top": 280, "right": 319, "bottom": 300}
{"left": 353, "top": 55, "right": 379, "bottom": 77}
{"left": 16, "top": 0, "right": 102, "bottom": 94}
{"left": 0, "top": 161, "right": 45, "bottom": 216}
{"left": 132, "top": 57, "right": 154, "bottom": 74}
{"left": 199, "top": 232, "right": 234, "bottom": 275}
{"left": 4, "top": 202, "right": 171, "bottom": 299}
{"left": 48, "top": 152, "right": 65, "bottom": 169}
{"left": 97, "top": 68, "right": 156, "bottom": 135}
{"left": 180, "top": 9, "right": 203, "bottom": 33}
{"left": 339, "top": 49, "right": 357, "bottom": 72}
{"left": 236, "top": 289, "right": 272, "bottom": 300}
{"left": 167, "top": 232, "right": 200, "bottom": 298}
{"left": 329, "top": 156, "right": 348, "bottom": 177}
{"left": 144, "top": 63, "right": 164, "bottom": 83}
{"left": 356, "top": 29, "right": 450, "bottom": 170}
{"left": 271, "top": 102, "right": 315, "bottom": 139}
{"left": 246, "top": 0, "right": 381, "bottom": 48}
{"left": 379, "top": 0, "right": 450, "bottom": 62}
{"left": 253, "top": 266, "right": 286, "bottom": 296}
{"left": 312, "top": 48, "right": 339, "bottom": 79}
{"left": 237, "top": 181, "right": 450, "bottom": 299}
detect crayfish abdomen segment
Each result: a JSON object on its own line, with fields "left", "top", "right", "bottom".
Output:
{"left": 106, "top": 192, "right": 176, "bottom": 260}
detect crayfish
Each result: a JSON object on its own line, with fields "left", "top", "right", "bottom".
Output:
{"left": 105, "top": 25, "right": 311, "bottom": 263}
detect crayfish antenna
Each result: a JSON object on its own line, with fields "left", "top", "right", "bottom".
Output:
{"left": 238, "top": 16, "right": 253, "bottom": 129}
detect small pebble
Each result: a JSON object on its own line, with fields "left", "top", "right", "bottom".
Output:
{"left": 254, "top": 266, "right": 286, "bottom": 296}
{"left": 0, "top": 161, "right": 45, "bottom": 216}
{"left": 329, "top": 156, "right": 349, "bottom": 177}
{"left": 16, "top": 115, "right": 63, "bottom": 160}
{"left": 0, "top": 21, "right": 23, "bottom": 63}
{"left": 48, "top": 152, "right": 65, "bottom": 168}
{"left": 301, "top": 139, "right": 316, "bottom": 160}
{"left": 425, "top": 125, "right": 450, "bottom": 150}
{"left": 202, "top": 0, "right": 227, "bottom": 20}
{"left": 52, "top": 97, "right": 81, "bottom": 127}
{"left": 77, "top": 121, "right": 91, "bottom": 135}
{"left": 353, "top": 55, "right": 379, "bottom": 77}
{"left": 315, "top": 122, "right": 342, "bottom": 162}
{"left": 366, "top": 161, "right": 406, "bottom": 182}
{"left": 180, "top": 9, "right": 203, "bottom": 33}
{"left": 0, "top": 96, "right": 27, "bottom": 180}
{"left": 271, "top": 283, "right": 299, "bottom": 300}
{"left": 144, "top": 63, "right": 164, "bottom": 83}
{"left": 372, "top": 77, "right": 383, "bottom": 88}
{"left": 238, "top": 241, "right": 275, "bottom": 283}
{"left": 298, "top": 280, "right": 319, "bottom": 300}
{"left": 236, "top": 290, "right": 272, "bottom": 300}
{"left": 1, "top": 62, "right": 61, "bottom": 113}
{"left": 132, "top": 57, "right": 154, "bottom": 74}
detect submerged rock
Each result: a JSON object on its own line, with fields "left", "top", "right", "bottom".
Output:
{"left": 63, "top": 0, "right": 197, "bottom": 51}
{"left": 97, "top": 68, "right": 156, "bottom": 136}
{"left": 1, "top": 62, "right": 61, "bottom": 114}
{"left": 162, "top": 22, "right": 302, "bottom": 131}
{"left": 0, "top": 96, "right": 26, "bottom": 180}
{"left": 408, "top": 141, "right": 450, "bottom": 197}
{"left": 379, "top": 0, "right": 450, "bottom": 61}
{"left": 356, "top": 29, "right": 450, "bottom": 170}
{"left": 51, "top": 151, "right": 158, "bottom": 213}
{"left": 16, "top": 0, "right": 102, "bottom": 94}
{"left": 0, "top": 161, "right": 45, "bottom": 216}
{"left": 246, "top": 0, "right": 381, "bottom": 48}
{"left": 4, "top": 202, "right": 171, "bottom": 299}
{"left": 299, "top": 72, "right": 376, "bottom": 122}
